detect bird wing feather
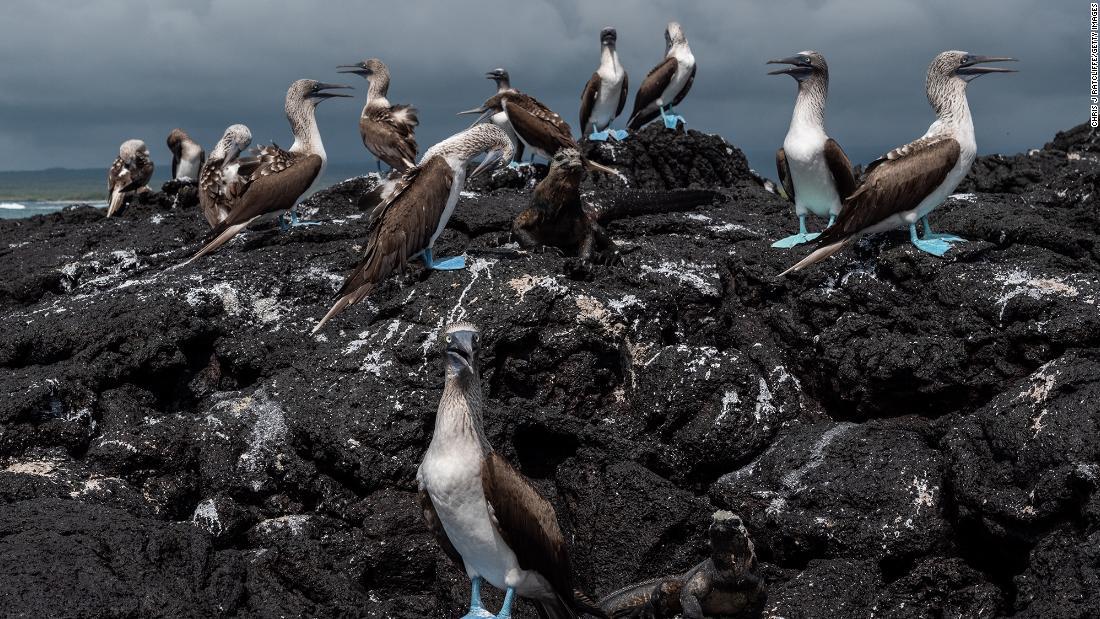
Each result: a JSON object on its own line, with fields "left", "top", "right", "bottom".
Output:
{"left": 627, "top": 56, "right": 677, "bottom": 129}
{"left": 616, "top": 70, "right": 629, "bottom": 119}
{"left": 823, "top": 138, "right": 857, "bottom": 201}
{"left": 506, "top": 94, "right": 576, "bottom": 155}
{"left": 579, "top": 72, "right": 600, "bottom": 133}
{"left": 670, "top": 63, "right": 695, "bottom": 107}
{"left": 775, "top": 148, "right": 794, "bottom": 203}
{"left": 361, "top": 105, "right": 419, "bottom": 171}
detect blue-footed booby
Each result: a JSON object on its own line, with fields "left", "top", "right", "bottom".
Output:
{"left": 198, "top": 124, "right": 252, "bottom": 228}
{"left": 183, "top": 80, "right": 351, "bottom": 264}
{"left": 781, "top": 52, "right": 1016, "bottom": 275}
{"left": 417, "top": 322, "right": 606, "bottom": 619}
{"left": 767, "top": 51, "right": 856, "bottom": 248}
{"left": 627, "top": 22, "right": 695, "bottom": 131}
{"left": 338, "top": 58, "right": 419, "bottom": 172}
{"left": 166, "top": 128, "right": 205, "bottom": 182}
{"left": 311, "top": 124, "right": 512, "bottom": 333}
{"left": 106, "top": 139, "right": 154, "bottom": 217}
{"left": 579, "top": 27, "right": 629, "bottom": 142}
{"left": 485, "top": 68, "right": 525, "bottom": 164}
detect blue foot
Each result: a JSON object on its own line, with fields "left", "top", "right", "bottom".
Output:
{"left": 660, "top": 106, "right": 686, "bottom": 129}
{"left": 587, "top": 130, "right": 611, "bottom": 142}
{"left": 771, "top": 232, "right": 820, "bottom": 248}
{"left": 461, "top": 577, "right": 496, "bottom": 619}
{"left": 281, "top": 209, "right": 320, "bottom": 230}
{"left": 422, "top": 248, "right": 466, "bottom": 270}
{"left": 507, "top": 161, "right": 528, "bottom": 170}
{"left": 610, "top": 129, "right": 630, "bottom": 141}
{"left": 910, "top": 223, "right": 953, "bottom": 256}
{"left": 920, "top": 217, "right": 965, "bottom": 243}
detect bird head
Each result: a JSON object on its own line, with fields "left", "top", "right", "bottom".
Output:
{"left": 287, "top": 79, "right": 353, "bottom": 111}
{"left": 337, "top": 58, "right": 387, "bottom": 80}
{"left": 600, "top": 27, "right": 618, "bottom": 46}
{"left": 485, "top": 67, "right": 510, "bottom": 83}
{"left": 166, "top": 128, "right": 189, "bottom": 152}
{"left": 767, "top": 50, "right": 828, "bottom": 83}
{"left": 425, "top": 124, "right": 513, "bottom": 177}
{"left": 119, "top": 139, "right": 147, "bottom": 166}
{"left": 665, "top": 21, "right": 687, "bottom": 51}
{"left": 444, "top": 322, "right": 481, "bottom": 380}
{"left": 215, "top": 124, "right": 252, "bottom": 165}
{"left": 931, "top": 50, "right": 1017, "bottom": 85}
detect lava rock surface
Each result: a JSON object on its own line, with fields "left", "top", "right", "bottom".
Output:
{"left": 0, "top": 123, "right": 1098, "bottom": 617}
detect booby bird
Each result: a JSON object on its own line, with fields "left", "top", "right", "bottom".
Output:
{"left": 767, "top": 51, "right": 856, "bottom": 248}
{"left": 417, "top": 322, "right": 606, "bottom": 619}
{"left": 485, "top": 68, "right": 524, "bottom": 164}
{"left": 627, "top": 22, "right": 695, "bottom": 131}
{"left": 459, "top": 92, "right": 620, "bottom": 177}
{"left": 198, "top": 124, "right": 252, "bottom": 227}
{"left": 781, "top": 51, "right": 1016, "bottom": 275}
{"left": 183, "top": 79, "right": 351, "bottom": 264}
{"left": 338, "top": 58, "right": 419, "bottom": 172}
{"left": 579, "top": 27, "right": 629, "bottom": 142}
{"left": 311, "top": 124, "right": 512, "bottom": 333}
{"left": 166, "top": 128, "right": 206, "bottom": 182}
{"left": 106, "top": 139, "right": 154, "bottom": 217}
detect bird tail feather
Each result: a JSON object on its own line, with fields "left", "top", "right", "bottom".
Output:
{"left": 778, "top": 239, "right": 849, "bottom": 277}
{"left": 181, "top": 216, "right": 257, "bottom": 266}
{"left": 107, "top": 190, "right": 124, "bottom": 217}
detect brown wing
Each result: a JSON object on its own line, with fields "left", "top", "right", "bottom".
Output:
{"left": 505, "top": 94, "right": 577, "bottom": 156}
{"left": 775, "top": 148, "right": 794, "bottom": 203}
{"left": 133, "top": 155, "right": 154, "bottom": 189}
{"left": 670, "top": 63, "right": 695, "bottom": 107}
{"left": 417, "top": 482, "right": 464, "bottom": 571}
{"left": 198, "top": 157, "right": 226, "bottom": 227}
{"left": 216, "top": 149, "right": 322, "bottom": 229}
{"left": 816, "top": 137, "right": 961, "bottom": 244}
{"left": 360, "top": 105, "right": 419, "bottom": 171}
{"left": 823, "top": 138, "right": 857, "bottom": 201}
{"left": 616, "top": 71, "right": 629, "bottom": 119}
{"left": 312, "top": 156, "right": 454, "bottom": 332}
{"left": 171, "top": 152, "right": 180, "bottom": 180}
{"left": 627, "top": 56, "right": 677, "bottom": 130}
{"left": 579, "top": 72, "right": 600, "bottom": 133}
{"left": 482, "top": 451, "right": 574, "bottom": 607}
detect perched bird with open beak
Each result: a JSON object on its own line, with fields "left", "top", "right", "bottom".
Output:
{"left": 338, "top": 58, "right": 419, "bottom": 173}
{"left": 627, "top": 21, "right": 695, "bottom": 131}
{"left": 311, "top": 124, "right": 512, "bottom": 333}
{"left": 182, "top": 79, "right": 351, "bottom": 264}
{"left": 106, "top": 139, "right": 154, "bottom": 217}
{"left": 767, "top": 51, "right": 857, "bottom": 248}
{"left": 417, "top": 322, "right": 607, "bottom": 619}
{"left": 483, "top": 68, "right": 525, "bottom": 163}
{"left": 782, "top": 51, "right": 1016, "bottom": 275}
{"left": 198, "top": 124, "right": 252, "bottom": 227}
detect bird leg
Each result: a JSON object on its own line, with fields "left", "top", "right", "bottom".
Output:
{"left": 610, "top": 129, "right": 630, "bottom": 141}
{"left": 422, "top": 247, "right": 466, "bottom": 270}
{"left": 909, "top": 223, "right": 953, "bottom": 256}
{"left": 920, "top": 216, "right": 965, "bottom": 243}
{"left": 280, "top": 206, "right": 321, "bottom": 231}
{"left": 771, "top": 214, "right": 820, "bottom": 248}
{"left": 588, "top": 129, "right": 612, "bottom": 142}
{"left": 460, "top": 577, "right": 495, "bottom": 619}
{"left": 660, "top": 105, "right": 686, "bottom": 130}
{"left": 494, "top": 588, "right": 516, "bottom": 619}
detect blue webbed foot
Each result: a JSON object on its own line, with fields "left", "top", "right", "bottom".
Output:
{"left": 909, "top": 223, "right": 953, "bottom": 256}
{"left": 610, "top": 129, "right": 630, "bottom": 141}
{"left": 282, "top": 209, "right": 320, "bottom": 230}
{"left": 920, "top": 217, "right": 964, "bottom": 243}
{"left": 461, "top": 609, "right": 494, "bottom": 619}
{"left": 771, "top": 232, "right": 820, "bottom": 248}
{"left": 422, "top": 248, "right": 467, "bottom": 270}
{"left": 587, "top": 130, "right": 611, "bottom": 142}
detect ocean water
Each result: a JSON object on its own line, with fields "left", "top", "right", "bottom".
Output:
{"left": 0, "top": 163, "right": 371, "bottom": 220}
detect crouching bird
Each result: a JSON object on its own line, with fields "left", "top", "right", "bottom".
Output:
{"left": 417, "top": 322, "right": 607, "bottom": 619}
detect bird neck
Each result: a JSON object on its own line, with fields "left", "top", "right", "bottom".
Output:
{"left": 496, "top": 78, "right": 511, "bottom": 94}
{"left": 927, "top": 77, "right": 973, "bottom": 133}
{"left": 367, "top": 70, "right": 391, "bottom": 106}
{"left": 435, "top": 374, "right": 491, "bottom": 454}
{"left": 600, "top": 45, "right": 619, "bottom": 71}
{"left": 790, "top": 78, "right": 827, "bottom": 132}
{"left": 287, "top": 103, "right": 326, "bottom": 162}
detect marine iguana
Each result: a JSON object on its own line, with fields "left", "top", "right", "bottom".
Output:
{"left": 511, "top": 147, "right": 724, "bottom": 264}
{"left": 598, "top": 511, "right": 765, "bottom": 618}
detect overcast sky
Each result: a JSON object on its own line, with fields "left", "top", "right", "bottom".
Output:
{"left": 0, "top": 1, "right": 1085, "bottom": 176}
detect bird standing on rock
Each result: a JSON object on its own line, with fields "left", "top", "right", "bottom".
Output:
{"left": 166, "top": 128, "right": 205, "bottom": 182}
{"left": 198, "top": 124, "right": 252, "bottom": 227}
{"left": 417, "top": 322, "right": 607, "bottom": 619}
{"left": 579, "top": 27, "right": 629, "bottom": 142}
{"left": 627, "top": 21, "right": 695, "bottom": 131}
{"left": 339, "top": 58, "right": 419, "bottom": 173}
{"left": 106, "top": 139, "right": 154, "bottom": 217}
{"left": 781, "top": 51, "right": 1016, "bottom": 275}
{"left": 311, "top": 124, "right": 512, "bottom": 333}
{"left": 183, "top": 79, "right": 351, "bottom": 264}
{"left": 768, "top": 51, "right": 856, "bottom": 248}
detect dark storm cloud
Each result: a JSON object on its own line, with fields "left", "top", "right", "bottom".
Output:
{"left": 0, "top": 1, "right": 1083, "bottom": 175}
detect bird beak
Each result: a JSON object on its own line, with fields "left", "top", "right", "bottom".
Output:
{"left": 470, "top": 148, "right": 508, "bottom": 179}
{"left": 484, "top": 72, "right": 498, "bottom": 80}
{"left": 445, "top": 331, "right": 478, "bottom": 372}
{"left": 309, "top": 83, "right": 354, "bottom": 100}
{"left": 457, "top": 107, "right": 494, "bottom": 126}
{"left": 337, "top": 64, "right": 371, "bottom": 78}
{"left": 767, "top": 56, "right": 813, "bottom": 78}
{"left": 956, "top": 55, "right": 1018, "bottom": 80}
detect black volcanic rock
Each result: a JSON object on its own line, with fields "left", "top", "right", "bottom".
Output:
{"left": 1, "top": 124, "right": 1098, "bottom": 617}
